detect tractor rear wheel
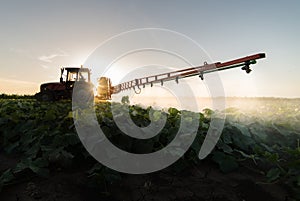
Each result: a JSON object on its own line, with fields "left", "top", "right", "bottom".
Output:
{"left": 41, "top": 91, "right": 54, "bottom": 101}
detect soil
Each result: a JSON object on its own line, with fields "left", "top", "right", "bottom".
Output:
{"left": 0, "top": 151, "right": 291, "bottom": 201}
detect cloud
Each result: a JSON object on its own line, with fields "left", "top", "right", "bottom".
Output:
{"left": 0, "top": 78, "right": 38, "bottom": 95}
{"left": 0, "top": 78, "right": 38, "bottom": 85}
{"left": 9, "top": 47, "right": 35, "bottom": 60}
{"left": 9, "top": 47, "right": 27, "bottom": 54}
{"left": 41, "top": 65, "right": 49, "bottom": 69}
{"left": 38, "top": 50, "right": 69, "bottom": 63}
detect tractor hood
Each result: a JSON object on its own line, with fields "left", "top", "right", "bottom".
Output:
{"left": 40, "top": 82, "right": 66, "bottom": 91}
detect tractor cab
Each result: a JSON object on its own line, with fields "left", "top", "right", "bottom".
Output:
{"left": 35, "top": 66, "right": 93, "bottom": 101}
{"left": 60, "top": 67, "right": 91, "bottom": 89}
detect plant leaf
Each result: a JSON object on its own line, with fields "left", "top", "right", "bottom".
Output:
{"left": 266, "top": 168, "right": 281, "bottom": 182}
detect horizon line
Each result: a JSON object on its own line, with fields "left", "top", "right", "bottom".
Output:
{"left": 1, "top": 93, "right": 300, "bottom": 100}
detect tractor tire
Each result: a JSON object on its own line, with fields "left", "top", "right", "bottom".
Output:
{"left": 73, "top": 88, "right": 94, "bottom": 108}
{"left": 40, "top": 91, "right": 54, "bottom": 101}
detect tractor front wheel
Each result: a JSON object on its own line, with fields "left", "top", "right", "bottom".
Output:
{"left": 35, "top": 91, "right": 54, "bottom": 101}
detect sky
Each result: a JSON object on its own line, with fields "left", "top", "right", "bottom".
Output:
{"left": 0, "top": 0, "right": 299, "bottom": 98}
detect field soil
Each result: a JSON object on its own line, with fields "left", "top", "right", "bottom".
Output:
{"left": 0, "top": 152, "right": 289, "bottom": 201}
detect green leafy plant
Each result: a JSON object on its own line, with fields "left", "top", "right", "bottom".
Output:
{"left": 0, "top": 97, "right": 299, "bottom": 199}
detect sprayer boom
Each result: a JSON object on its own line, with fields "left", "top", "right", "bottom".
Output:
{"left": 96, "top": 53, "right": 266, "bottom": 100}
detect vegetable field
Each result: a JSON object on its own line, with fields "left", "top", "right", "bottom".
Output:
{"left": 0, "top": 96, "right": 299, "bottom": 201}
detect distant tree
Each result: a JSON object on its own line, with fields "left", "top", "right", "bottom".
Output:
{"left": 121, "top": 96, "right": 130, "bottom": 105}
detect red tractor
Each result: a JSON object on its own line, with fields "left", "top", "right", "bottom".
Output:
{"left": 35, "top": 67, "right": 93, "bottom": 101}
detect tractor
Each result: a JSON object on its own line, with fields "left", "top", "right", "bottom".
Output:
{"left": 35, "top": 66, "right": 93, "bottom": 101}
